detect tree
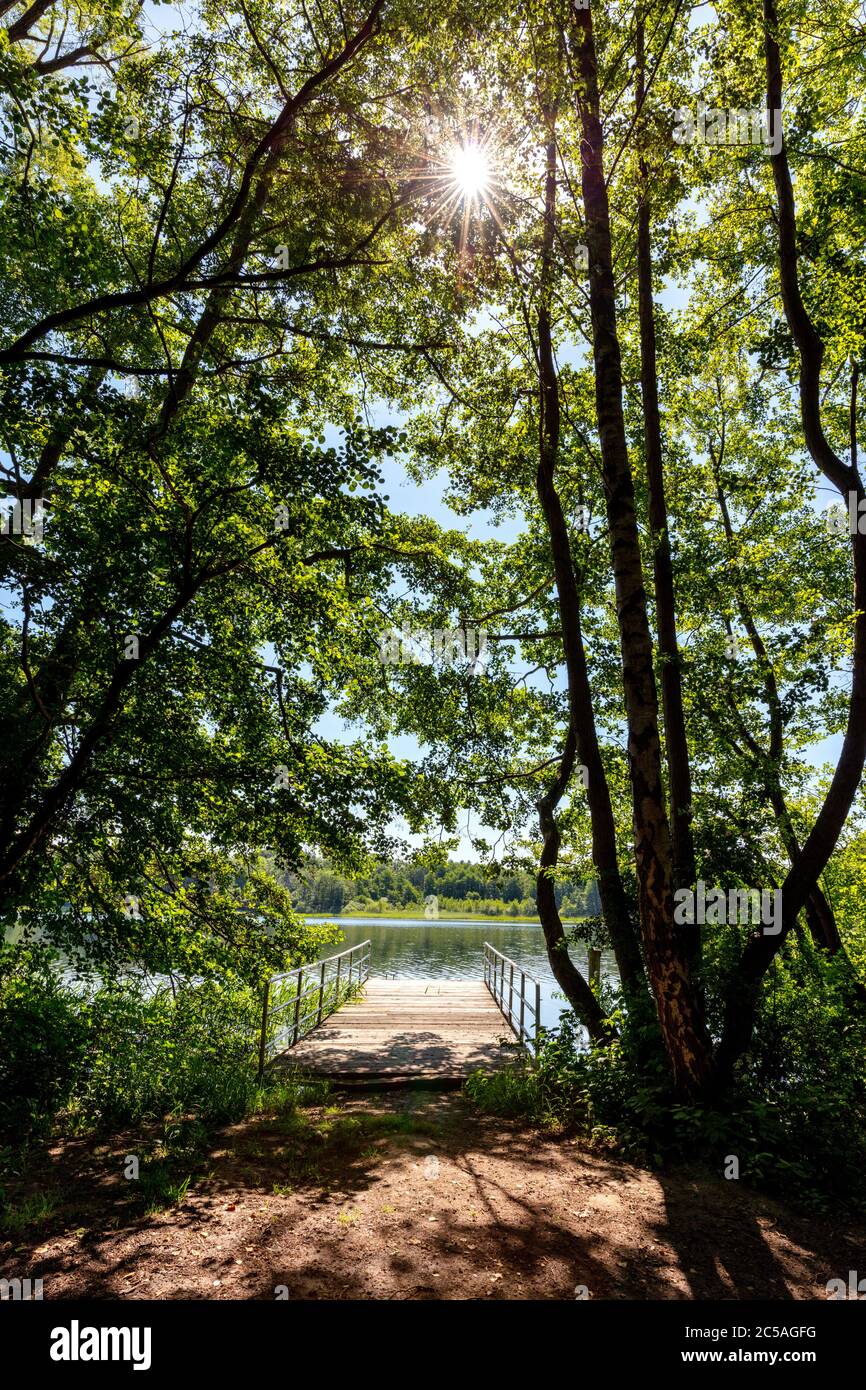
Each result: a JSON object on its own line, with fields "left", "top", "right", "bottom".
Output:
{"left": 362, "top": 0, "right": 866, "bottom": 1098}
{"left": 0, "top": 0, "right": 461, "bottom": 979}
{"left": 2, "top": 0, "right": 864, "bottom": 1108}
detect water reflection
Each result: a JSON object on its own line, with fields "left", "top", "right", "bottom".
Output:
{"left": 310, "top": 916, "right": 618, "bottom": 1032}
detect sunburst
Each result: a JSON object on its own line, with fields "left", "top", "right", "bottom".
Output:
{"left": 449, "top": 141, "right": 491, "bottom": 202}
{"left": 409, "top": 125, "right": 504, "bottom": 261}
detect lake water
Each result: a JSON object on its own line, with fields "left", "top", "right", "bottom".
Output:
{"left": 310, "top": 916, "right": 618, "bottom": 1033}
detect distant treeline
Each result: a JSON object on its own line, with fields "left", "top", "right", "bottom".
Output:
{"left": 284, "top": 860, "right": 601, "bottom": 918}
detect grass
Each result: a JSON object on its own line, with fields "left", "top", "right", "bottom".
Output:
{"left": 0, "top": 1190, "right": 60, "bottom": 1236}
{"left": 141, "top": 1170, "right": 193, "bottom": 1216}
{"left": 464, "top": 1060, "right": 563, "bottom": 1126}
{"left": 235, "top": 1099, "right": 447, "bottom": 1192}
{"left": 0, "top": 1071, "right": 340, "bottom": 1233}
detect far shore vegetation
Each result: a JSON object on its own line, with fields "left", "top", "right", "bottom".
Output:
{"left": 285, "top": 858, "right": 600, "bottom": 921}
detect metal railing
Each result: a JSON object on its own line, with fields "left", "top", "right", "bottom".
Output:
{"left": 257, "top": 940, "right": 371, "bottom": 1076}
{"left": 483, "top": 942, "right": 541, "bottom": 1054}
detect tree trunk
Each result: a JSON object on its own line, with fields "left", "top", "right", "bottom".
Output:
{"left": 570, "top": 7, "right": 712, "bottom": 1096}
{"left": 635, "top": 22, "right": 696, "bottom": 897}
{"left": 713, "top": 0, "right": 866, "bottom": 1084}
{"left": 536, "top": 729, "right": 615, "bottom": 1042}
{"left": 531, "top": 121, "right": 646, "bottom": 1030}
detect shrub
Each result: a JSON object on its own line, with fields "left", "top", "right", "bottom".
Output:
{"left": 467, "top": 953, "right": 866, "bottom": 1215}
{"left": 0, "top": 946, "right": 307, "bottom": 1160}
{"left": 73, "top": 976, "right": 263, "bottom": 1130}
{"left": 0, "top": 944, "right": 90, "bottom": 1143}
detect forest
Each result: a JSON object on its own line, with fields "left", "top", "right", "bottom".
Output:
{"left": 284, "top": 857, "right": 601, "bottom": 915}
{"left": 1, "top": 0, "right": 866, "bottom": 1327}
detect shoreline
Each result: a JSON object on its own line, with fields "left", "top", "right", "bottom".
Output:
{"left": 301, "top": 909, "right": 544, "bottom": 925}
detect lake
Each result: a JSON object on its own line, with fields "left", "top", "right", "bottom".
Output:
{"left": 310, "top": 916, "right": 618, "bottom": 1033}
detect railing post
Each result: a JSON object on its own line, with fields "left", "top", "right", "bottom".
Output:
{"left": 317, "top": 958, "right": 326, "bottom": 1026}
{"left": 482, "top": 943, "right": 539, "bottom": 1052}
{"left": 257, "top": 978, "right": 270, "bottom": 1082}
{"left": 519, "top": 972, "right": 525, "bottom": 1043}
{"left": 270, "top": 943, "right": 372, "bottom": 1054}
{"left": 293, "top": 968, "right": 303, "bottom": 1045}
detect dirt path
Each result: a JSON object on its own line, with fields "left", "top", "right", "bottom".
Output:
{"left": 4, "top": 1091, "right": 863, "bottom": 1300}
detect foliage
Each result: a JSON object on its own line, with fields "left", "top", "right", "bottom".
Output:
{"left": 467, "top": 949, "right": 866, "bottom": 1214}
{"left": 0, "top": 943, "right": 90, "bottom": 1142}
{"left": 0, "top": 943, "right": 304, "bottom": 1163}
{"left": 285, "top": 855, "right": 600, "bottom": 918}
{"left": 0, "top": 0, "right": 457, "bottom": 982}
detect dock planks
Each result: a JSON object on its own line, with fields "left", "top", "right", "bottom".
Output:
{"left": 279, "top": 978, "right": 522, "bottom": 1081}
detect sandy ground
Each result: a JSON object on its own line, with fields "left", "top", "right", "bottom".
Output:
{"left": 4, "top": 1091, "right": 864, "bottom": 1300}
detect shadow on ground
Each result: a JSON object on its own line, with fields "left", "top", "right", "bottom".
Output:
{"left": 2, "top": 1091, "right": 861, "bottom": 1300}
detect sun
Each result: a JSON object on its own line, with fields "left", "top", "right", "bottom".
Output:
{"left": 409, "top": 126, "right": 503, "bottom": 259}
{"left": 449, "top": 142, "right": 490, "bottom": 201}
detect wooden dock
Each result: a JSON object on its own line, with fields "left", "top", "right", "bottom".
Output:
{"left": 279, "top": 978, "right": 523, "bottom": 1083}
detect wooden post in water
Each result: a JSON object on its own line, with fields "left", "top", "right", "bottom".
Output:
{"left": 588, "top": 947, "right": 602, "bottom": 994}
{"left": 257, "top": 979, "right": 270, "bottom": 1082}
